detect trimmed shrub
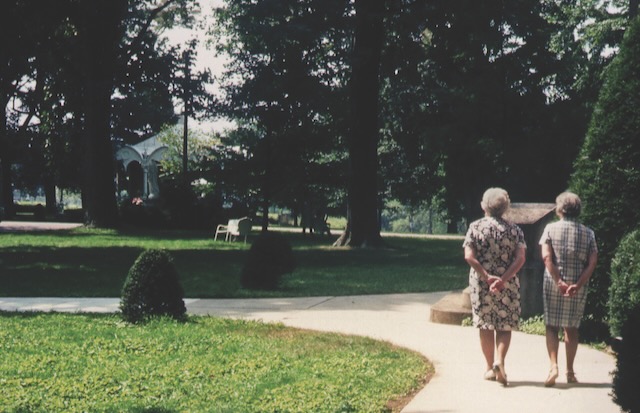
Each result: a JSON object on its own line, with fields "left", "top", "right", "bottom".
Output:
{"left": 612, "top": 303, "right": 640, "bottom": 413}
{"left": 120, "top": 249, "right": 187, "bottom": 323}
{"left": 608, "top": 229, "right": 640, "bottom": 337}
{"left": 570, "top": 17, "right": 640, "bottom": 324}
{"left": 241, "top": 231, "right": 296, "bottom": 290}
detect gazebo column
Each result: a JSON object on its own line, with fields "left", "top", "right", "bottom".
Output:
{"left": 142, "top": 162, "right": 149, "bottom": 199}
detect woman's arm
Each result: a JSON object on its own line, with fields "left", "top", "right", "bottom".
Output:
{"left": 566, "top": 250, "right": 598, "bottom": 296}
{"left": 500, "top": 246, "right": 526, "bottom": 283}
{"left": 542, "top": 243, "right": 569, "bottom": 295}
{"left": 464, "top": 246, "right": 502, "bottom": 286}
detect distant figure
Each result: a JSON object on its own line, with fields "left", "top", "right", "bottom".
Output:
{"left": 463, "top": 188, "right": 526, "bottom": 386}
{"left": 539, "top": 192, "right": 597, "bottom": 387}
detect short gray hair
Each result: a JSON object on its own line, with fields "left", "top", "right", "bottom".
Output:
{"left": 556, "top": 192, "right": 581, "bottom": 218}
{"left": 481, "top": 187, "right": 511, "bottom": 217}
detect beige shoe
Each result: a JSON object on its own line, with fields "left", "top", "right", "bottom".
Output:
{"left": 484, "top": 369, "right": 496, "bottom": 381}
{"left": 493, "top": 363, "right": 508, "bottom": 386}
{"left": 544, "top": 365, "right": 559, "bottom": 387}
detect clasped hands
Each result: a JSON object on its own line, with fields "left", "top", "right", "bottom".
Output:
{"left": 557, "top": 280, "right": 579, "bottom": 297}
{"left": 486, "top": 275, "right": 505, "bottom": 293}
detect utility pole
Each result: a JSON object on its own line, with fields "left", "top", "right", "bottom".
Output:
{"left": 182, "top": 50, "right": 192, "bottom": 183}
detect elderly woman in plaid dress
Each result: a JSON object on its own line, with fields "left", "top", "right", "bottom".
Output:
{"left": 539, "top": 192, "right": 598, "bottom": 387}
{"left": 464, "top": 188, "right": 526, "bottom": 386}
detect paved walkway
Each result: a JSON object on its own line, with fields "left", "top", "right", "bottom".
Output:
{"left": 0, "top": 294, "right": 619, "bottom": 413}
{"left": 0, "top": 220, "right": 82, "bottom": 232}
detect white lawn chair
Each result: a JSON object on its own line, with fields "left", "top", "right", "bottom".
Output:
{"left": 215, "top": 217, "right": 252, "bottom": 243}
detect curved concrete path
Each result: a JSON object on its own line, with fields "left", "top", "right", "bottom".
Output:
{"left": 0, "top": 293, "right": 619, "bottom": 413}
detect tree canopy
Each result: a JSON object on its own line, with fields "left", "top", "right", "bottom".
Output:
{"left": 2, "top": 0, "right": 636, "bottom": 239}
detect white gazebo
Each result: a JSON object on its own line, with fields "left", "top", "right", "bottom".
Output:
{"left": 115, "top": 136, "right": 168, "bottom": 200}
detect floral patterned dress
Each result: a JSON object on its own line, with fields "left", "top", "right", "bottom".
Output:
{"left": 463, "top": 217, "right": 526, "bottom": 330}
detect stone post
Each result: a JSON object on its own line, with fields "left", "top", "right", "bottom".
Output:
{"left": 503, "top": 203, "right": 556, "bottom": 319}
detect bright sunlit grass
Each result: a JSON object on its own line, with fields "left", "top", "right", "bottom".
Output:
{"left": 0, "top": 312, "right": 431, "bottom": 413}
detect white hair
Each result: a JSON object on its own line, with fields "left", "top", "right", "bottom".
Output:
{"left": 481, "top": 187, "right": 511, "bottom": 217}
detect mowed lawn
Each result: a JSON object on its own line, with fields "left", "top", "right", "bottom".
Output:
{"left": 0, "top": 227, "right": 457, "bottom": 412}
{"left": 0, "top": 227, "right": 468, "bottom": 298}
{"left": 0, "top": 312, "right": 431, "bottom": 413}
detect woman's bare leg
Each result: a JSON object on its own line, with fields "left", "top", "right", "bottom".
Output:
{"left": 495, "top": 330, "right": 512, "bottom": 366}
{"left": 564, "top": 327, "right": 579, "bottom": 380}
{"left": 545, "top": 326, "right": 560, "bottom": 386}
{"left": 546, "top": 326, "right": 560, "bottom": 366}
{"left": 479, "top": 329, "right": 495, "bottom": 372}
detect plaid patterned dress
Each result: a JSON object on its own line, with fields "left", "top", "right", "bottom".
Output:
{"left": 539, "top": 218, "right": 598, "bottom": 328}
{"left": 463, "top": 217, "right": 526, "bottom": 331}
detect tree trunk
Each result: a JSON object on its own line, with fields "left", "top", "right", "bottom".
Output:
{"left": 44, "top": 176, "right": 57, "bottom": 216}
{"left": 0, "top": 105, "right": 15, "bottom": 218}
{"left": 77, "top": 0, "right": 125, "bottom": 228}
{"left": 261, "top": 126, "right": 272, "bottom": 233}
{"left": 631, "top": 0, "right": 638, "bottom": 19}
{"left": 334, "top": 0, "right": 385, "bottom": 247}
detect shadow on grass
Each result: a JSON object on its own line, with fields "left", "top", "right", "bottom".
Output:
{"left": 0, "top": 231, "right": 468, "bottom": 299}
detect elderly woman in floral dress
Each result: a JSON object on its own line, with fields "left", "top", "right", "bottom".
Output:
{"left": 463, "top": 188, "right": 526, "bottom": 386}
{"left": 540, "top": 192, "right": 598, "bottom": 387}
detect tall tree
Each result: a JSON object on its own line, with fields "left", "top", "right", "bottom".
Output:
{"left": 67, "top": 0, "right": 199, "bottom": 227}
{"left": 378, "top": 1, "right": 441, "bottom": 210}
{"left": 0, "top": 0, "right": 65, "bottom": 218}
{"left": 212, "top": 0, "right": 350, "bottom": 232}
{"left": 69, "top": 0, "right": 127, "bottom": 227}
{"left": 2, "top": 0, "right": 203, "bottom": 226}
{"left": 399, "top": 1, "right": 559, "bottom": 228}
{"left": 334, "top": 0, "right": 385, "bottom": 246}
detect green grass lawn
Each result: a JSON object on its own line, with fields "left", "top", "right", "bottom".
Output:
{"left": 0, "top": 227, "right": 468, "bottom": 298}
{"left": 0, "top": 227, "right": 459, "bottom": 412}
{"left": 0, "top": 312, "right": 430, "bottom": 413}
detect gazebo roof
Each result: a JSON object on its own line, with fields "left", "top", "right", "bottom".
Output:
{"left": 131, "top": 136, "right": 165, "bottom": 156}
{"left": 116, "top": 135, "right": 168, "bottom": 167}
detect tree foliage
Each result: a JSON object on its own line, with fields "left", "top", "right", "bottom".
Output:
{"left": 609, "top": 229, "right": 640, "bottom": 338}
{"left": 612, "top": 303, "right": 640, "bottom": 413}
{"left": 1, "top": 0, "right": 207, "bottom": 227}
{"left": 570, "top": 16, "right": 640, "bottom": 322}
{"left": 376, "top": 0, "right": 632, "bottom": 229}
{"left": 4, "top": 1, "right": 637, "bottom": 242}
{"left": 0, "top": 0, "right": 71, "bottom": 216}
{"left": 212, "top": 0, "right": 350, "bottom": 231}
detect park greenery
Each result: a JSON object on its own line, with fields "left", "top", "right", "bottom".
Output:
{"left": 608, "top": 229, "right": 640, "bottom": 338}
{"left": 0, "top": 313, "right": 430, "bottom": 412}
{"left": 2, "top": 1, "right": 637, "bottom": 240}
{"left": 0, "top": 227, "right": 467, "bottom": 298}
{"left": 570, "top": 14, "right": 640, "bottom": 328}
{"left": 0, "top": 229, "right": 448, "bottom": 412}
{"left": 120, "top": 249, "right": 188, "bottom": 323}
{"left": 2, "top": 2, "right": 640, "bottom": 409}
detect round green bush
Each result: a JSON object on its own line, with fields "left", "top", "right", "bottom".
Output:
{"left": 241, "top": 231, "right": 296, "bottom": 290}
{"left": 120, "top": 249, "right": 187, "bottom": 323}
{"left": 608, "top": 229, "right": 640, "bottom": 337}
{"left": 612, "top": 303, "right": 640, "bottom": 413}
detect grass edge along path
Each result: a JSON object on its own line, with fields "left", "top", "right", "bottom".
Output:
{"left": 0, "top": 312, "right": 433, "bottom": 413}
